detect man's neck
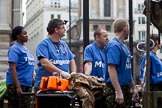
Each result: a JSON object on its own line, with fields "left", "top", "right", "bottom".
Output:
{"left": 49, "top": 34, "right": 59, "bottom": 42}
{"left": 115, "top": 33, "right": 125, "bottom": 42}
{"left": 96, "top": 42, "right": 104, "bottom": 50}
{"left": 152, "top": 47, "right": 158, "bottom": 54}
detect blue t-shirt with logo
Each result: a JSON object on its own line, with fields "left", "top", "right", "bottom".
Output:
{"left": 105, "top": 38, "right": 132, "bottom": 85}
{"left": 35, "top": 37, "right": 75, "bottom": 88}
{"left": 140, "top": 51, "right": 162, "bottom": 84}
{"left": 6, "top": 43, "right": 35, "bottom": 87}
{"left": 84, "top": 42, "right": 106, "bottom": 78}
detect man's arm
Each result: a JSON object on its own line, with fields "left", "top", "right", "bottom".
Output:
{"left": 129, "top": 78, "right": 136, "bottom": 88}
{"left": 84, "top": 61, "right": 92, "bottom": 75}
{"left": 9, "top": 62, "right": 22, "bottom": 94}
{"left": 70, "top": 59, "right": 77, "bottom": 72}
{"left": 108, "top": 64, "right": 122, "bottom": 91}
{"left": 40, "top": 58, "right": 62, "bottom": 73}
{"left": 108, "top": 64, "right": 124, "bottom": 104}
{"left": 40, "top": 58, "right": 71, "bottom": 79}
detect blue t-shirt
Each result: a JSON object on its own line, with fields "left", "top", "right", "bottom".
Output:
{"left": 140, "top": 51, "right": 162, "bottom": 84}
{"left": 6, "top": 43, "right": 35, "bottom": 87}
{"left": 35, "top": 37, "right": 75, "bottom": 88}
{"left": 105, "top": 38, "right": 132, "bottom": 85}
{"left": 84, "top": 42, "right": 106, "bottom": 78}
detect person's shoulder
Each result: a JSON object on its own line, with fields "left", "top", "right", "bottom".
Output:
{"left": 9, "top": 43, "right": 23, "bottom": 53}
{"left": 10, "top": 43, "right": 17, "bottom": 48}
{"left": 59, "top": 40, "right": 66, "bottom": 44}
{"left": 150, "top": 51, "right": 157, "bottom": 59}
{"left": 38, "top": 37, "right": 50, "bottom": 45}
{"left": 59, "top": 40, "right": 64, "bottom": 42}
{"left": 42, "top": 37, "right": 50, "bottom": 43}
{"left": 9, "top": 43, "right": 21, "bottom": 50}
{"left": 85, "top": 43, "right": 95, "bottom": 50}
{"left": 59, "top": 40, "right": 69, "bottom": 48}
{"left": 87, "top": 43, "right": 95, "bottom": 48}
{"left": 108, "top": 38, "right": 120, "bottom": 47}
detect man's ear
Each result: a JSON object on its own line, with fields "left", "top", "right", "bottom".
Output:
{"left": 156, "top": 40, "right": 159, "bottom": 45}
{"left": 96, "top": 35, "right": 100, "bottom": 40}
{"left": 54, "top": 28, "right": 58, "bottom": 33}
{"left": 123, "top": 26, "right": 128, "bottom": 32}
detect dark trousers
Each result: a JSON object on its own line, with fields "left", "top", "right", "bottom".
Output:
{"left": 95, "top": 96, "right": 106, "bottom": 108}
{"left": 6, "top": 84, "right": 32, "bottom": 108}
{"left": 150, "top": 82, "right": 162, "bottom": 91}
{"left": 0, "top": 99, "right": 3, "bottom": 108}
{"left": 105, "top": 83, "right": 131, "bottom": 108}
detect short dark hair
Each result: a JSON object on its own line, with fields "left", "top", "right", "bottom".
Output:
{"left": 47, "top": 19, "right": 66, "bottom": 35}
{"left": 94, "top": 29, "right": 102, "bottom": 39}
{"left": 12, "top": 26, "right": 24, "bottom": 41}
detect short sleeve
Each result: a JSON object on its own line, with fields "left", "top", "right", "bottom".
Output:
{"left": 8, "top": 48, "right": 19, "bottom": 63}
{"left": 36, "top": 42, "right": 49, "bottom": 59}
{"left": 84, "top": 46, "right": 93, "bottom": 63}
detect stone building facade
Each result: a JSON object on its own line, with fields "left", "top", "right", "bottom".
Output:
{"left": 0, "top": 0, "right": 22, "bottom": 79}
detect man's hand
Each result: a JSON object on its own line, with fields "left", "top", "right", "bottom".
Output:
{"left": 131, "top": 87, "right": 139, "bottom": 102}
{"left": 60, "top": 71, "right": 71, "bottom": 79}
{"left": 115, "top": 90, "right": 124, "bottom": 104}
{"left": 16, "top": 86, "right": 22, "bottom": 95}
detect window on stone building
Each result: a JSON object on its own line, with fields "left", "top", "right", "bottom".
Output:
{"left": 34, "top": 34, "right": 36, "bottom": 38}
{"left": 93, "top": 25, "right": 98, "bottom": 31}
{"left": 71, "top": 0, "right": 78, "bottom": 9}
{"left": 138, "top": 17, "right": 146, "bottom": 24}
{"left": 51, "top": 14, "right": 54, "bottom": 19}
{"left": 104, "top": 0, "right": 111, "bottom": 17}
{"left": 160, "top": 48, "right": 162, "bottom": 53}
{"left": 105, "top": 25, "right": 111, "bottom": 31}
{"left": 37, "top": 32, "right": 39, "bottom": 36}
{"left": 137, "top": 4, "right": 144, "bottom": 12}
{"left": 58, "top": 2, "right": 60, "bottom": 8}
{"left": 138, "top": 31, "right": 146, "bottom": 41}
{"left": 51, "top": 0, "right": 61, "bottom": 8}
{"left": 71, "top": 15, "right": 77, "bottom": 22}
{"left": 57, "top": 14, "right": 61, "bottom": 19}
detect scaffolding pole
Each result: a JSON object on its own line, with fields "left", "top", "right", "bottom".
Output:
{"left": 83, "top": 0, "right": 89, "bottom": 50}
{"left": 144, "top": 0, "right": 151, "bottom": 108}
{"left": 128, "top": 0, "right": 134, "bottom": 77}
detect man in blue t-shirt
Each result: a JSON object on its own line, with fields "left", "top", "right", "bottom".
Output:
{"left": 34, "top": 19, "right": 77, "bottom": 89}
{"left": 84, "top": 28, "right": 108, "bottom": 108}
{"left": 84, "top": 29, "right": 108, "bottom": 78}
{"left": 105, "top": 18, "right": 138, "bottom": 108}
{"left": 140, "top": 34, "right": 162, "bottom": 91}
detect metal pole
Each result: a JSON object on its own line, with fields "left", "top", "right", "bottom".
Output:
{"left": 69, "top": 0, "right": 71, "bottom": 49}
{"left": 129, "top": 0, "right": 134, "bottom": 77}
{"left": 83, "top": 0, "right": 89, "bottom": 74}
{"left": 144, "top": 0, "right": 151, "bottom": 108}
{"left": 83, "top": 0, "right": 89, "bottom": 50}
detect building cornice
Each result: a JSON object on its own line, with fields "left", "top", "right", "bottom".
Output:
{"left": 24, "top": 8, "right": 44, "bottom": 27}
{"left": 77, "top": 18, "right": 115, "bottom": 22}
{"left": 0, "top": 30, "right": 11, "bottom": 34}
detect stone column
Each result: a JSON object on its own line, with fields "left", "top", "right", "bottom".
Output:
{"left": 0, "top": 0, "right": 11, "bottom": 30}
{"left": 99, "top": 0, "right": 104, "bottom": 17}
{"left": 0, "top": 0, "right": 12, "bottom": 79}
